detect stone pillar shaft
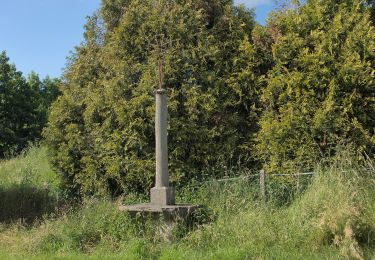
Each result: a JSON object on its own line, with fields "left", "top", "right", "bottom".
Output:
{"left": 155, "top": 89, "right": 169, "bottom": 187}
{"left": 150, "top": 89, "right": 175, "bottom": 205}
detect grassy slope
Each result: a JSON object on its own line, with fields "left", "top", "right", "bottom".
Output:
{"left": 0, "top": 146, "right": 60, "bottom": 189}
{"left": 0, "top": 146, "right": 60, "bottom": 225}
{"left": 0, "top": 147, "right": 374, "bottom": 259}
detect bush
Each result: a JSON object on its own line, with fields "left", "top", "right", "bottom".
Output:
{"left": 44, "top": 0, "right": 265, "bottom": 197}
{"left": 256, "top": 0, "right": 375, "bottom": 173}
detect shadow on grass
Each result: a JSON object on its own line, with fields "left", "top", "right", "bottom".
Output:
{"left": 0, "top": 184, "right": 58, "bottom": 224}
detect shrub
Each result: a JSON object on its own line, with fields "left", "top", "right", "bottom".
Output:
{"left": 44, "top": 0, "right": 265, "bottom": 197}
{"left": 256, "top": 0, "right": 375, "bottom": 173}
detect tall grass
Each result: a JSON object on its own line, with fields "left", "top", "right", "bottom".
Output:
{"left": 0, "top": 145, "right": 59, "bottom": 189}
{"left": 165, "top": 162, "right": 375, "bottom": 259}
{"left": 0, "top": 146, "right": 374, "bottom": 259}
{"left": 0, "top": 146, "right": 60, "bottom": 224}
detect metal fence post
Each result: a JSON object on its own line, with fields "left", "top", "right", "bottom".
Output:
{"left": 260, "top": 169, "right": 265, "bottom": 199}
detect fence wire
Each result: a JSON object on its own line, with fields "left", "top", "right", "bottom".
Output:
{"left": 198, "top": 166, "right": 374, "bottom": 185}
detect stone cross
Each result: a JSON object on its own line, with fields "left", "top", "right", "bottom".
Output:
{"left": 150, "top": 89, "right": 175, "bottom": 205}
{"left": 119, "top": 88, "right": 198, "bottom": 219}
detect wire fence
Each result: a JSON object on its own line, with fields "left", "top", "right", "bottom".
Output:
{"left": 197, "top": 166, "right": 375, "bottom": 199}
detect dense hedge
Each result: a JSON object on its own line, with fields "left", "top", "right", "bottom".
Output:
{"left": 256, "top": 0, "right": 375, "bottom": 173}
{"left": 44, "top": 0, "right": 266, "bottom": 197}
{"left": 45, "top": 0, "right": 375, "bottom": 197}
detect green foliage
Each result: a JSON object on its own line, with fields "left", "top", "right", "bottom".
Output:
{"left": 42, "top": 0, "right": 375, "bottom": 197}
{"left": 27, "top": 73, "right": 61, "bottom": 135}
{"left": 0, "top": 145, "right": 60, "bottom": 191}
{"left": 0, "top": 52, "right": 39, "bottom": 157}
{"left": 0, "top": 148, "right": 374, "bottom": 259}
{"left": 44, "top": 0, "right": 264, "bottom": 197}
{"left": 0, "top": 146, "right": 61, "bottom": 224}
{"left": 256, "top": 0, "right": 375, "bottom": 173}
{"left": 0, "top": 52, "right": 60, "bottom": 158}
{"left": 167, "top": 162, "right": 375, "bottom": 259}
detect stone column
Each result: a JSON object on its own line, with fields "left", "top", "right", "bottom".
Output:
{"left": 150, "top": 89, "right": 175, "bottom": 205}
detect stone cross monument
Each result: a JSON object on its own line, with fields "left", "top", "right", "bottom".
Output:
{"left": 119, "top": 35, "right": 198, "bottom": 219}
{"left": 150, "top": 88, "right": 175, "bottom": 205}
{"left": 119, "top": 88, "right": 198, "bottom": 219}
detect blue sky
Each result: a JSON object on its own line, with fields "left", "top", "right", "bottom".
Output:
{"left": 0, "top": 0, "right": 276, "bottom": 79}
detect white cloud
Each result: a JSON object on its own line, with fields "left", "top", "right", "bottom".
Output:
{"left": 234, "top": 0, "right": 272, "bottom": 8}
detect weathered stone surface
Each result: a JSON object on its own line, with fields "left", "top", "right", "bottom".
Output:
{"left": 119, "top": 89, "right": 201, "bottom": 221}
{"left": 150, "top": 186, "right": 175, "bottom": 205}
{"left": 154, "top": 89, "right": 169, "bottom": 189}
{"left": 119, "top": 203, "right": 200, "bottom": 221}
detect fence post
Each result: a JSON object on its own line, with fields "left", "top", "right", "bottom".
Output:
{"left": 260, "top": 169, "right": 265, "bottom": 200}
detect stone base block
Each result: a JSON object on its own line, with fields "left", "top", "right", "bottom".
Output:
{"left": 119, "top": 203, "right": 200, "bottom": 222}
{"left": 150, "top": 187, "right": 175, "bottom": 205}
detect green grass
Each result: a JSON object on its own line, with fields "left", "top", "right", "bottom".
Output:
{"left": 0, "top": 146, "right": 374, "bottom": 259}
{"left": 0, "top": 145, "right": 60, "bottom": 189}
{"left": 0, "top": 145, "right": 61, "bottom": 224}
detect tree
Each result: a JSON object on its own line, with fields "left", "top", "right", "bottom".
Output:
{"left": 44, "top": 0, "right": 264, "bottom": 197}
{"left": 0, "top": 52, "right": 39, "bottom": 156}
{"left": 0, "top": 52, "right": 61, "bottom": 157}
{"left": 256, "top": 0, "right": 375, "bottom": 173}
{"left": 27, "top": 73, "right": 61, "bottom": 132}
